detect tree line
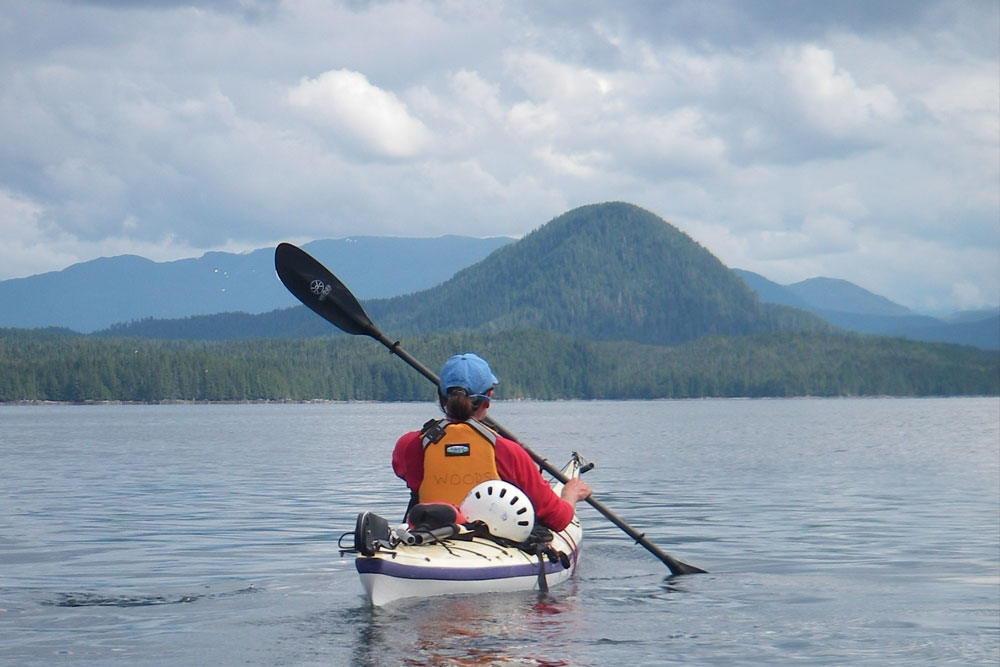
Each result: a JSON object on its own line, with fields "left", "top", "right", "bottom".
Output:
{"left": 1, "top": 327, "right": 996, "bottom": 403}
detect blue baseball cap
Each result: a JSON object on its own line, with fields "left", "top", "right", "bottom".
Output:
{"left": 438, "top": 353, "right": 499, "bottom": 399}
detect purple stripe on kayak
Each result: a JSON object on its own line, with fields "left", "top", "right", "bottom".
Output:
{"left": 355, "top": 551, "right": 576, "bottom": 581}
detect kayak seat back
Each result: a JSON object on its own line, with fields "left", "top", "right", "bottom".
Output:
{"left": 354, "top": 512, "right": 392, "bottom": 557}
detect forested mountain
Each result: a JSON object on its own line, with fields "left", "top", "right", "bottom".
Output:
{"left": 367, "top": 202, "right": 825, "bottom": 345}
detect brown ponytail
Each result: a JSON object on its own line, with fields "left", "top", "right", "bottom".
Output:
{"left": 442, "top": 389, "right": 477, "bottom": 421}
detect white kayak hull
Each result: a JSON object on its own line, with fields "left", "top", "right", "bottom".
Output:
{"left": 355, "top": 457, "right": 583, "bottom": 606}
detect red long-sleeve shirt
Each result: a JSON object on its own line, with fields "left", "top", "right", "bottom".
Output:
{"left": 392, "top": 426, "right": 575, "bottom": 532}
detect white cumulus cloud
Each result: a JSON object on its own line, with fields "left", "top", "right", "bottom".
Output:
{"left": 287, "top": 69, "right": 432, "bottom": 159}
{"left": 782, "top": 45, "right": 901, "bottom": 137}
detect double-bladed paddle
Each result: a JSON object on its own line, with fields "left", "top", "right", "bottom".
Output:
{"left": 274, "top": 241, "right": 707, "bottom": 576}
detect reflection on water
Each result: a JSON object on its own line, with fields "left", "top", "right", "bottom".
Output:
{"left": 340, "top": 590, "right": 581, "bottom": 666}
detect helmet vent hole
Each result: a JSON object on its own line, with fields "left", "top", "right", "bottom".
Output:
{"left": 516, "top": 507, "right": 527, "bottom": 515}
{"left": 498, "top": 487, "right": 507, "bottom": 498}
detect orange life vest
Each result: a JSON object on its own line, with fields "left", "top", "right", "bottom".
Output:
{"left": 418, "top": 419, "right": 500, "bottom": 506}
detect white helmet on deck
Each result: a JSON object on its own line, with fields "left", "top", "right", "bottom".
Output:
{"left": 460, "top": 480, "right": 535, "bottom": 542}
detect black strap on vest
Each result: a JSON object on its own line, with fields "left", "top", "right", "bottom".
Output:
{"left": 420, "top": 418, "right": 446, "bottom": 444}
{"left": 419, "top": 418, "right": 497, "bottom": 448}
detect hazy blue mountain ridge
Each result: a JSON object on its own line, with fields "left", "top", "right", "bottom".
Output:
{"left": 788, "top": 277, "right": 913, "bottom": 316}
{"left": 0, "top": 236, "right": 513, "bottom": 333}
{"left": 733, "top": 270, "right": 999, "bottom": 349}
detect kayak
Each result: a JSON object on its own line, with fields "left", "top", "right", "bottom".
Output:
{"left": 343, "top": 454, "right": 585, "bottom": 607}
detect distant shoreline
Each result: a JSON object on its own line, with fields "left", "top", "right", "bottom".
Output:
{"left": 0, "top": 399, "right": 362, "bottom": 407}
{"left": 2, "top": 395, "right": 995, "bottom": 407}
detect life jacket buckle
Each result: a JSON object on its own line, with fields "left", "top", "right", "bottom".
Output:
{"left": 421, "top": 418, "right": 447, "bottom": 444}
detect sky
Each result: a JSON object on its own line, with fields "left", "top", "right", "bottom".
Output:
{"left": 1, "top": 0, "right": 997, "bottom": 314}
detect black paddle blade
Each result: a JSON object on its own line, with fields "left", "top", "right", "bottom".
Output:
{"left": 670, "top": 560, "right": 708, "bottom": 576}
{"left": 274, "top": 242, "right": 377, "bottom": 337}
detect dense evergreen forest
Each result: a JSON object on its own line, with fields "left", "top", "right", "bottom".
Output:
{"left": 2, "top": 327, "right": 996, "bottom": 403}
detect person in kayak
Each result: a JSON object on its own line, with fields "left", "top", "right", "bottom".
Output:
{"left": 392, "top": 353, "right": 591, "bottom": 533}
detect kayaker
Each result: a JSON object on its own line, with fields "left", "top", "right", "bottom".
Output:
{"left": 392, "top": 353, "right": 591, "bottom": 532}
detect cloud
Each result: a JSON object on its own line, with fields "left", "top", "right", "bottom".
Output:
{"left": 0, "top": 186, "right": 235, "bottom": 279}
{"left": 0, "top": 190, "right": 49, "bottom": 277}
{"left": 449, "top": 69, "right": 504, "bottom": 122}
{"left": 533, "top": 145, "right": 607, "bottom": 179}
{"left": 287, "top": 68, "right": 432, "bottom": 159}
{"left": 950, "top": 281, "right": 988, "bottom": 311}
{"left": 781, "top": 45, "right": 900, "bottom": 136}
{"left": 750, "top": 215, "right": 859, "bottom": 261}
{"left": 0, "top": 0, "right": 996, "bottom": 313}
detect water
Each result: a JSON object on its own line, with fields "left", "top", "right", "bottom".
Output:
{"left": 1, "top": 398, "right": 997, "bottom": 665}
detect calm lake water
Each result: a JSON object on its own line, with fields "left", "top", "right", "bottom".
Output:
{"left": 1, "top": 398, "right": 997, "bottom": 666}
